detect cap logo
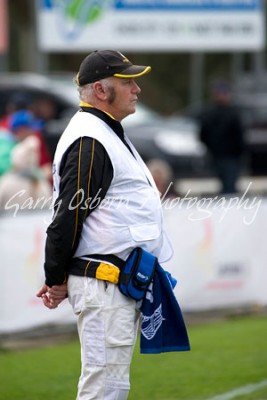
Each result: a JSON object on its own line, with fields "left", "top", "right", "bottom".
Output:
{"left": 117, "top": 51, "right": 130, "bottom": 63}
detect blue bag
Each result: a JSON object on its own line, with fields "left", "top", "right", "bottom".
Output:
{"left": 118, "top": 247, "right": 157, "bottom": 301}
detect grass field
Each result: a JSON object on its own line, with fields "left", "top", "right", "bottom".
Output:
{"left": 0, "top": 314, "right": 267, "bottom": 400}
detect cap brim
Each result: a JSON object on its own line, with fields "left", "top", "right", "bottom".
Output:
{"left": 114, "top": 65, "right": 151, "bottom": 79}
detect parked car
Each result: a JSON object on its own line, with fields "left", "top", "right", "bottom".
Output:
{"left": 124, "top": 113, "right": 211, "bottom": 178}
{"left": 0, "top": 73, "right": 211, "bottom": 178}
{"left": 0, "top": 73, "right": 79, "bottom": 155}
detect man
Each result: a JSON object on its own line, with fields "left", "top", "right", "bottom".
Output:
{"left": 199, "top": 80, "right": 245, "bottom": 194}
{"left": 37, "top": 50, "right": 173, "bottom": 400}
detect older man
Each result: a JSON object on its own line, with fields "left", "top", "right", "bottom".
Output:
{"left": 37, "top": 50, "right": 173, "bottom": 400}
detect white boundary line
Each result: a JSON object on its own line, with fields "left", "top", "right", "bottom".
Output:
{"left": 207, "top": 379, "right": 267, "bottom": 400}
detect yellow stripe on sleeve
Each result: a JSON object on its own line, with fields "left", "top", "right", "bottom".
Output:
{"left": 72, "top": 137, "right": 83, "bottom": 249}
{"left": 84, "top": 138, "right": 95, "bottom": 220}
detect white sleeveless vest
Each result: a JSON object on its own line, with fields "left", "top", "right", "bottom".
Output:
{"left": 53, "top": 111, "right": 173, "bottom": 263}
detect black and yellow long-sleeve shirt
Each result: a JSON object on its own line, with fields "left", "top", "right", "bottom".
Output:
{"left": 44, "top": 106, "right": 133, "bottom": 287}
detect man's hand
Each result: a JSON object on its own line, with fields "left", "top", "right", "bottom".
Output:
{"left": 36, "top": 283, "right": 68, "bottom": 309}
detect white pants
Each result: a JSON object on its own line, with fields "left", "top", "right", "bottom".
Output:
{"left": 68, "top": 275, "right": 140, "bottom": 400}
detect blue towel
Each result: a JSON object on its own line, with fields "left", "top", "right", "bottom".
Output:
{"left": 139, "top": 263, "right": 190, "bottom": 354}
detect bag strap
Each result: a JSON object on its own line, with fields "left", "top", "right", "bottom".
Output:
{"left": 83, "top": 253, "right": 125, "bottom": 269}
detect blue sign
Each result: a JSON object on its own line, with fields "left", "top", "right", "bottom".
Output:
{"left": 38, "top": 0, "right": 265, "bottom": 51}
{"left": 114, "top": 0, "right": 262, "bottom": 11}
{"left": 41, "top": 0, "right": 53, "bottom": 8}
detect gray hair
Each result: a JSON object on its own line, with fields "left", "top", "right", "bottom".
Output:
{"left": 73, "top": 75, "right": 114, "bottom": 102}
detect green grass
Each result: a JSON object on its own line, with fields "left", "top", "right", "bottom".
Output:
{"left": 129, "top": 315, "right": 267, "bottom": 400}
{"left": 0, "top": 315, "right": 267, "bottom": 400}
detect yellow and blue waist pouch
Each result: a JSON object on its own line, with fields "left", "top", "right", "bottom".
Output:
{"left": 118, "top": 247, "right": 157, "bottom": 301}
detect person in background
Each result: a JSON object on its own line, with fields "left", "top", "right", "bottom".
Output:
{"left": 198, "top": 80, "right": 245, "bottom": 194}
{"left": 0, "top": 134, "right": 52, "bottom": 209}
{"left": 0, "top": 94, "right": 31, "bottom": 176}
{"left": 0, "top": 92, "right": 32, "bottom": 130}
{"left": 146, "top": 158, "right": 177, "bottom": 198}
{"left": 29, "top": 95, "right": 58, "bottom": 131}
{"left": 9, "top": 110, "right": 52, "bottom": 183}
{"left": 0, "top": 127, "right": 15, "bottom": 176}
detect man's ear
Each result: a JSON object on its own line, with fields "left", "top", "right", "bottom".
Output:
{"left": 93, "top": 81, "right": 107, "bottom": 101}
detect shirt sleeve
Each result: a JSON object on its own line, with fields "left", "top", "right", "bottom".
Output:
{"left": 44, "top": 136, "right": 113, "bottom": 287}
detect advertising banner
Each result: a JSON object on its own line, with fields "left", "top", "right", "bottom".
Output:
{"left": 1, "top": 197, "right": 267, "bottom": 333}
{"left": 0, "top": 211, "right": 76, "bottom": 333}
{"left": 164, "top": 198, "right": 267, "bottom": 311}
{"left": 37, "top": 0, "right": 265, "bottom": 52}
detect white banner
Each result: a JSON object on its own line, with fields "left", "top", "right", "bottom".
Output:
{"left": 0, "top": 195, "right": 267, "bottom": 333}
{"left": 0, "top": 211, "right": 75, "bottom": 333}
{"left": 163, "top": 195, "right": 267, "bottom": 311}
{"left": 37, "top": 0, "right": 265, "bottom": 52}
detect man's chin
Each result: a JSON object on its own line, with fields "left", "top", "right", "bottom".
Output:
{"left": 121, "top": 106, "right": 137, "bottom": 121}
{"left": 129, "top": 106, "right": 137, "bottom": 115}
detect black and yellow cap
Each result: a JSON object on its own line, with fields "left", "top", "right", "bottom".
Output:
{"left": 76, "top": 50, "right": 151, "bottom": 86}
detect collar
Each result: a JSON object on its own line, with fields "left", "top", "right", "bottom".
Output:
{"left": 79, "top": 102, "right": 124, "bottom": 139}
{"left": 79, "top": 101, "right": 116, "bottom": 120}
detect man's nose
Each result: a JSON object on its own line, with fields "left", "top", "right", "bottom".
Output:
{"left": 132, "top": 81, "right": 141, "bottom": 94}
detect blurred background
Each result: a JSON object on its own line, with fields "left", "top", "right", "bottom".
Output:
{"left": 1, "top": 2, "right": 267, "bottom": 399}
{"left": 1, "top": 0, "right": 267, "bottom": 193}
{"left": 1, "top": 0, "right": 267, "bottom": 371}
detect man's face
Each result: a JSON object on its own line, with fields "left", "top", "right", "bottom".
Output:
{"left": 105, "top": 77, "right": 141, "bottom": 121}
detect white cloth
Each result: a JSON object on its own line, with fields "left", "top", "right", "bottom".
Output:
{"left": 68, "top": 275, "right": 140, "bottom": 400}
{"left": 52, "top": 111, "right": 173, "bottom": 263}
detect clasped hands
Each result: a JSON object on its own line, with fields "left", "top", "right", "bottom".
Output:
{"left": 36, "top": 282, "right": 68, "bottom": 309}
